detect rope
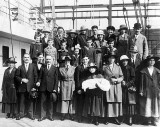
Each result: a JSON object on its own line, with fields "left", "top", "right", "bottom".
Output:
{"left": 8, "top": 0, "right": 14, "bottom": 58}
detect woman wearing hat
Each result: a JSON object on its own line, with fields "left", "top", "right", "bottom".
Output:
{"left": 57, "top": 56, "right": 76, "bottom": 121}
{"left": 117, "top": 25, "right": 129, "bottom": 59}
{"left": 82, "top": 63, "right": 106, "bottom": 125}
{"left": 139, "top": 55, "right": 160, "bottom": 126}
{"left": 120, "top": 55, "right": 136, "bottom": 126}
{"left": 94, "top": 30, "right": 108, "bottom": 68}
{"left": 66, "top": 29, "right": 78, "bottom": 51}
{"left": 1, "top": 57, "right": 17, "bottom": 118}
{"left": 102, "top": 52, "right": 123, "bottom": 125}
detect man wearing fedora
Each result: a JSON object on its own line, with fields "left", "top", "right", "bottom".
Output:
{"left": 66, "top": 29, "right": 78, "bottom": 51}
{"left": 128, "top": 23, "right": 148, "bottom": 60}
{"left": 36, "top": 55, "right": 58, "bottom": 121}
{"left": 15, "top": 53, "right": 38, "bottom": 120}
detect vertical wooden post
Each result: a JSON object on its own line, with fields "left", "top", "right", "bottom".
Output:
{"left": 108, "top": 0, "right": 112, "bottom": 26}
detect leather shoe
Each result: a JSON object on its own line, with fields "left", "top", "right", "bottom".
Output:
{"left": 16, "top": 116, "right": 21, "bottom": 120}
{"left": 95, "top": 121, "right": 99, "bottom": 126}
{"left": 61, "top": 116, "right": 65, "bottom": 121}
{"left": 114, "top": 118, "right": 121, "bottom": 125}
{"left": 48, "top": 117, "right": 54, "bottom": 121}
{"left": 152, "top": 121, "right": 157, "bottom": 126}
{"left": 6, "top": 113, "right": 10, "bottom": 118}
{"left": 28, "top": 115, "right": 35, "bottom": 120}
{"left": 104, "top": 121, "right": 109, "bottom": 125}
{"left": 38, "top": 117, "right": 46, "bottom": 121}
{"left": 129, "top": 117, "right": 133, "bottom": 126}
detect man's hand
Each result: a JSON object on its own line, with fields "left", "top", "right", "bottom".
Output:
{"left": 77, "top": 90, "right": 82, "bottom": 94}
{"left": 36, "top": 82, "right": 40, "bottom": 87}
{"left": 22, "top": 78, "right": 29, "bottom": 83}
{"left": 121, "top": 81, "right": 126, "bottom": 86}
{"left": 139, "top": 92, "right": 143, "bottom": 96}
{"left": 110, "top": 78, "right": 117, "bottom": 84}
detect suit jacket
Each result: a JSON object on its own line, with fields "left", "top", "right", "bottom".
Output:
{"left": 74, "top": 64, "right": 90, "bottom": 91}
{"left": 38, "top": 65, "right": 58, "bottom": 92}
{"left": 54, "top": 35, "right": 66, "bottom": 50}
{"left": 128, "top": 33, "right": 148, "bottom": 60}
{"left": 77, "top": 33, "right": 88, "bottom": 48}
{"left": 66, "top": 36, "right": 77, "bottom": 50}
{"left": 15, "top": 63, "right": 38, "bottom": 92}
{"left": 102, "top": 63, "right": 123, "bottom": 102}
{"left": 29, "top": 43, "right": 43, "bottom": 60}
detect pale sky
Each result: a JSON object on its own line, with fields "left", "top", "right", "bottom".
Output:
{"left": 27, "top": 0, "right": 160, "bottom": 30}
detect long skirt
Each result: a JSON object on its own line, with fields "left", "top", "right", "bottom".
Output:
{"left": 105, "top": 102, "right": 123, "bottom": 117}
{"left": 123, "top": 104, "right": 136, "bottom": 116}
{"left": 2, "top": 103, "right": 17, "bottom": 114}
{"left": 139, "top": 96, "right": 160, "bottom": 117}
{"left": 56, "top": 100, "right": 75, "bottom": 114}
{"left": 83, "top": 94, "right": 105, "bottom": 117}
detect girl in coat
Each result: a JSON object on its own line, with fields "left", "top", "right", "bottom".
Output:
{"left": 57, "top": 56, "right": 75, "bottom": 121}
{"left": 1, "top": 57, "right": 17, "bottom": 118}
{"left": 102, "top": 52, "right": 123, "bottom": 125}
{"left": 139, "top": 55, "right": 160, "bottom": 126}
{"left": 120, "top": 55, "right": 136, "bottom": 126}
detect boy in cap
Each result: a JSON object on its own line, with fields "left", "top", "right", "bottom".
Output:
{"left": 128, "top": 23, "right": 148, "bottom": 60}
{"left": 89, "top": 25, "right": 98, "bottom": 42}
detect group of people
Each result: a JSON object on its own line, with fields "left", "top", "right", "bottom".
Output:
{"left": 1, "top": 22, "right": 160, "bottom": 126}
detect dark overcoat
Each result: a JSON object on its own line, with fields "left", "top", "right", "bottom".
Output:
{"left": 15, "top": 63, "right": 38, "bottom": 92}
{"left": 38, "top": 65, "right": 58, "bottom": 92}
{"left": 2, "top": 67, "right": 17, "bottom": 103}
{"left": 102, "top": 63, "right": 123, "bottom": 102}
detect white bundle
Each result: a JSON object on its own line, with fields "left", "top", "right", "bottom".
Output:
{"left": 82, "top": 78, "right": 111, "bottom": 92}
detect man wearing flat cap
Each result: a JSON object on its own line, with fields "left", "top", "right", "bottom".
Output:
{"left": 128, "top": 23, "right": 148, "bottom": 60}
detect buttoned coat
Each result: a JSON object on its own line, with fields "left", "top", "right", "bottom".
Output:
{"left": 2, "top": 67, "right": 17, "bottom": 103}
{"left": 128, "top": 33, "right": 148, "bottom": 60}
{"left": 59, "top": 66, "right": 75, "bottom": 100}
{"left": 38, "top": 65, "right": 58, "bottom": 92}
{"left": 102, "top": 63, "right": 123, "bottom": 102}
{"left": 15, "top": 63, "right": 38, "bottom": 92}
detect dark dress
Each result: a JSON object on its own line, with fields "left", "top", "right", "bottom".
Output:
{"left": 83, "top": 74, "right": 105, "bottom": 117}
{"left": 121, "top": 65, "right": 136, "bottom": 116}
{"left": 2, "top": 67, "right": 17, "bottom": 114}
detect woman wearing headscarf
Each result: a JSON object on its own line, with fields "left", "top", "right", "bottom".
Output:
{"left": 1, "top": 57, "right": 17, "bottom": 118}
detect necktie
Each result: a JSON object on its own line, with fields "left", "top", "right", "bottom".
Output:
{"left": 25, "top": 64, "right": 28, "bottom": 72}
{"left": 47, "top": 64, "right": 50, "bottom": 70}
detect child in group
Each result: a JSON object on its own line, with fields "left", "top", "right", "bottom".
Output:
{"left": 107, "top": 38, "right": 117, "bottom": 54}
{"left": 58, "top": 41, "right": 70, "bottom": 67}
{"left": 83, "top": 39, "right": 96, "bottom": 63}
{"left": 44, "top": 39, "right": 57, "bottom": 66}
{"left": 71, "top": 44, "right": 82, "bottom": 67}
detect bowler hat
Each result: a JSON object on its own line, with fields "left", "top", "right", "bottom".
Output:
{"left": 133, "top": 23, "right": 142, "bottom": 29}
{"left": 7, "top": 57, "right": 17, "bottom": 63}
{"left": 105, "top": 51, "right": 117, "bottom": 59}
{"left": 118, "top": 24, "right": 128, "bottom": 32}
{"left": 107, "top": 26, "right": 115, "bottom": 31}
{"left": 64, "top": 56, "right": 72, "bottom": 61}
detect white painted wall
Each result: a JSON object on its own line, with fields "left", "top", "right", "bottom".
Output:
{"left": 0, "top": 37, "right": 31, "bottom": 102}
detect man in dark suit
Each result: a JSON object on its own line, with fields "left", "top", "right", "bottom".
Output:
{"left": 15, "top": 53, "right": 38, "bottom": 120}
{"left": 74, "top": 56, "right": 90, "bottom": 122}
{"left": 36, "top": 55, "right": 58, "bottom": 121}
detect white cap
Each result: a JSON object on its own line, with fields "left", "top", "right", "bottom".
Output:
{"left": 120, "top": 55, "right": 129, "bottom": 61}
{"left": 97, "top": 30, "right": 104, "bottom": 35}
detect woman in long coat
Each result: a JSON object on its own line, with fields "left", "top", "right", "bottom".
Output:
{"left": 57, "top": 56, "right": 75, "bottom": 120}
{"left": 120, "top": 55, "right": 136, "bottom": 126}
{"left": 1, "top": 57, "right": 17, "bottom": 118}
{"left": 139, "top": 55, "right": 160, "bottom": 126}
{"left": 102, "top": 52, "right": 123, "bottom": 125}
{"left": 82, "top": 63, "right": 105, "bottom": 125}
